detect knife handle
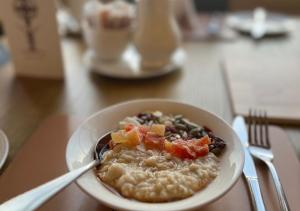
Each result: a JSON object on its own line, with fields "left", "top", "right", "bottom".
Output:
{"left": 246, "top": 177, "right": 266, "bottom": 211}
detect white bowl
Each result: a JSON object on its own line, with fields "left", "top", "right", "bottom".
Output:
{"left": 66, "top": 99, "right": 244, "bottom": 211}
{"left": 0, "top": 130, "right": 9, "bottom": 170}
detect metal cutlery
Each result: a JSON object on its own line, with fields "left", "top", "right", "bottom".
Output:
{"left": 0, "top": 132, "right": 111, "bottom": 211}
{"left": 233, "top": 116, "right": 266, "bottom": 211}
{"left": 248, "top": 110, "right": 290, "bottom": 211}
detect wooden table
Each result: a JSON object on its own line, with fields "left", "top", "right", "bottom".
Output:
{"left": 1, "top": 19, "right": 300, "bottom": 171}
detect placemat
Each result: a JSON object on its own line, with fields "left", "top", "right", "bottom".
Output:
{"left": 0, "top": 115, "right": 299, "bottom": 211}
{"left": 223, "top": 56, "right": 300, "bottom": 125}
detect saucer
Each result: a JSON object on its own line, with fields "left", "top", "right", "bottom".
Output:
{"left": 227, "top": 11, "right": 294, "bottom": 36}
{"left": 84, "top": 46, "right": 186, "bottom": 79}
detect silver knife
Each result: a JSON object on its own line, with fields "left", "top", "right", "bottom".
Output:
{"left": 233, "top": 116, "right": 266, "bottom": 211}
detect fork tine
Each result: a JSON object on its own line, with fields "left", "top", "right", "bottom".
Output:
{"left": 253, "top": 109, "right": 259, "bottom": 146}
{"left": 248, "top": 109, "right": 253, "bottom": 145}
{"left": 263, "top": 111, "right": 270, "bottom": 148}
{"left": 258, "top": 110, "right": 265, "bottom": 147}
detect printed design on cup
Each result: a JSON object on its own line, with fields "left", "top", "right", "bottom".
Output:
{"left": 13, "top": 0, "right": 38, "bottom": 52}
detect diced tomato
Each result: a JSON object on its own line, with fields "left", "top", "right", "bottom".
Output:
{"left": 172, "top": 141, "right": 196, "bottom": 159}
{"left": 190, "top": 144, "right": 209, "bottom": 157}
{"left": 167, "top": 139, "right": 209, "bottom": 159}
{"left": 138, "top": 125, "right": 149, "bottom": 135}
{"left": 173, "top": 139, "right": 188, "bottom": 146}
{"left": 194, "top": 135, "right": 211, "bottom": 146}
{"left": 171, "top": 139, "right": 196, "bottom": 159}
{"left": 144, "top": 132, "right": 165, "bottom": 150}
{"left": 124, "top": 124, "right": 135, "bottom": 132}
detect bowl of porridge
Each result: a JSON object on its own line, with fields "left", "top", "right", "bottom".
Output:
{"left": 66, "top": 99, "right": 244, "bottom": 211}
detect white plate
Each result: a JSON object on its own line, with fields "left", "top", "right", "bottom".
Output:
{"left": 66, "top": 99, "right": 244, "bottom": 211}
{"left": 84, "top": 47, "right": 186, "bottom": 79}
{"left": 227, "top": 11, "right": 294, "bottom": 36}
{"left": 0, "top": 130, "right": 9, "bottom": 170}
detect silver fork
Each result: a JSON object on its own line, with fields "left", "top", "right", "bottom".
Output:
{"left": 248, "top": 110, "right": 290, "bottom": 211}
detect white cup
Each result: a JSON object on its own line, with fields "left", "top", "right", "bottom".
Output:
{"left": 83, "top": 20, "right": 130, "bottom": 61}
{"left": 82, "top": 0, "right": 132, "bottom": 61}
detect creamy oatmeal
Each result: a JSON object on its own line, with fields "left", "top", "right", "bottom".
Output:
{"left": 98, "top": 146, "right": 219, "bottom": 202}
{"left": 96, "top": 111, "right": 225, "bottom": 202}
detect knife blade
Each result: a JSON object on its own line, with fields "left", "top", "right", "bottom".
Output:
{"left": 233, "top": 116, "right": 266, "bottom": 211}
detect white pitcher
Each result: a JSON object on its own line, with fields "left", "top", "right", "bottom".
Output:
{"left": 134, "top": 0, "right": 181, "bottom": 69}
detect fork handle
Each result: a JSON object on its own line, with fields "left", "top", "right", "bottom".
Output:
{"left": 246, "top": 177, "right": 266, "bottom": 211}
{"left": 265, "top": 160, "right": 290, "bottom": 211}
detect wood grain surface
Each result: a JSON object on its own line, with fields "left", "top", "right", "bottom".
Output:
{"left": 0, "top": 17, "right": 300, "bottom": 169}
